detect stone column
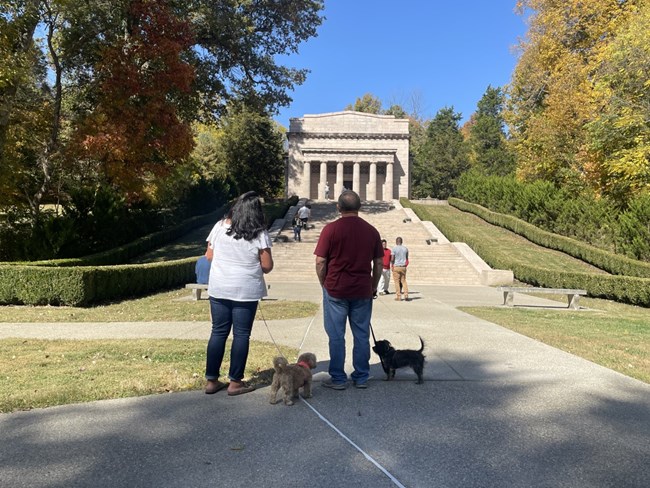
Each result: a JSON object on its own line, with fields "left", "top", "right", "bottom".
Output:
{"left": 385, "top": 162, "right": 393, "bottom": 200}
{"left": 368, "top": 162, "right": 377, "bottom": 200}
{"left": 353, "top": 162, "right": 360, "bottom": 194}
{"left": 335, "top": 162, "right": 344, "bottom": 196}
{"left": 319, "top": 161, "right": 327, "bottom": 200}
{"left": 303, "top": 161, "right": 311, "bottom": 199}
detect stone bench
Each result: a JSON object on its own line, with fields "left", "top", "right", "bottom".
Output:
{"left": 498, "top": 286, "right": 587, "bottom": 310}
{"left": 185, "top": 283, "right": 208, "bottom": 300}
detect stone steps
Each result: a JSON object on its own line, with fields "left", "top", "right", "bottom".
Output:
{"left": 265, "top": 201, "right": 483, "bottom": 285}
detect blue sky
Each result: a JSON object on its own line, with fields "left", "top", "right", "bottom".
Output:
{"left": 274, "top": 1, "right": 529, "bottom": 128}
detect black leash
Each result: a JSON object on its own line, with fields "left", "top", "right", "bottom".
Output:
{"left": 369, "top": 321, "right": 378, "bottom": 346}
{"left": 369, "top": 321, "right": 387, "bottom": 374}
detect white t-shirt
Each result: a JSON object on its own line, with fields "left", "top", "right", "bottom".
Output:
{"left": 206, "top": 220, "right": 272, "bottom": 301}
{"left": 297, "top": 206, "right": 311, "bottom": 219}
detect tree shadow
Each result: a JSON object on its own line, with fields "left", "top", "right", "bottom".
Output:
{"left": 2, "top": 351, "right": 648, "bottom": 487}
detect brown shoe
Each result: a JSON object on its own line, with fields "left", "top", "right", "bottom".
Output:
{"left": 205, "top": 380, "right": 228, "bottom": 394}
{"left": 227, "top": 381, "right": 256, "bottom": 396}
{"left": 394, "top": 297, "right": 401, "bottom": 301}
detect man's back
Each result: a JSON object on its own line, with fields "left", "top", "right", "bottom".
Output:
{"left": 314, "top": 216, "right": 382, "bottom": 299}
{"left": 392, "top": 244, "right": 408, "bottom": 266}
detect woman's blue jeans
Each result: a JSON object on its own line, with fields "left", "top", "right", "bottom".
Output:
{"left": 322, "top": 288, "right": 372, "bottom": 384}
{"left": 206, "top": 297, "right": 258, "bottom": 382}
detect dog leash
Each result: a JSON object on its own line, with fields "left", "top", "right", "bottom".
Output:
{"left": 257, "top": 297, "right": 322, "bottom": 362}
{"left": 257, "top": 300, "right": 290, "bottom": 361}
{"left": 369, "top": 321, "right": 387, "bottom": 374}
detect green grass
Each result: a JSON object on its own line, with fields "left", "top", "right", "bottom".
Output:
{"left": 409, "top": 202, "right": 607, "bottom": 274}
{"left": 0, "top": 287, "right": 319, "bottom": 322}
{"left": 0, "top": 338, "right": 297, "bottom": 413}
{"left": 408, "top": 203, "right": 648, "bottom": 384}
{"left": 3, "top": 198, "right": 646, "bottom": 414}
{"left": 0, "top": 284, "right": 315, "bottom": 413}
{"left": 132, "top": 223, "right": 213, "bottom": 263}
{"left": 461, "top": 295, "right": 650, "bottom": 383}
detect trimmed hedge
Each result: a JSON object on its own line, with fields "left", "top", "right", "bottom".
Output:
{"left": 3, "top": 206, "right": 227, "bottom": 268}
{"left": 448, "top": 198, "right": 650, "bottom": 279}
{"left": 0, "top": 197, "right": 297, "bottom": 306}
{"left": 0, "top": 257, "right": 197, "bottom": 306}
{"left": 403, "top": 199, "right": 650, "bottom": 306}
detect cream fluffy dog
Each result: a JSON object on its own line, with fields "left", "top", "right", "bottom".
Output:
{"left": 269, "top": 352, "right": 317, "bottom": 406}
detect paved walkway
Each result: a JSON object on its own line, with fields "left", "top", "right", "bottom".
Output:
{"left": 1, "top": 283, "right": 649, "bottom": 487}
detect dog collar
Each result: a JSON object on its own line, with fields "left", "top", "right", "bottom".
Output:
{"left": 296, "top": 361, "right": 310, "bottom": 369}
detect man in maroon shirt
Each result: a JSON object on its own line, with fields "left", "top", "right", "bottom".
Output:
{"left": 314, "top": 190, "right": 383, "bottom": 389}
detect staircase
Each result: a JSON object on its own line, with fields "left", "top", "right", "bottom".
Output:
{"left": 265, "top": 201, "right": 483, "bottom": 285}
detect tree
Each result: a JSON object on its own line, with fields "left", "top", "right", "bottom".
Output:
{"left": 581, "top": 2, "right": 650, "bottom": 202}
{"left": 345, "top": 93, "right": 382, "bottom": 114}
{"left": 384, "top": 104, "right": 407, "bottom": 118}
{"left": 507, "top": 0, "right": 638, "bottom": 186}
{"left": 468, "top": 86, "right": 516, "bottom": 176}
{"left": 68, "top": 0, "right": 196, "bottom": 198}
{"left": 0, "top": 0, "right": 325, "bottom": 214}
{"left": 217, "top": 105, "right": 286, "bottom": 198}
{"left": 0, "top": 0, "right": 41, "bottom": 161}
{"left": 412, "top": 107, "right": 469, "bottom": 199}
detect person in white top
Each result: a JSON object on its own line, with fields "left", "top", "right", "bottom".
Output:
{"left": 204, "top": 191, "right": 273, "bottom": 396}
{"left": 297, "top": 204, "right": 311, "bottom": 228}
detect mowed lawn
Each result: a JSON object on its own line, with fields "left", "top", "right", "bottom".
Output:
{"left": 409, "top": 202, "right": 608, "bottom": 274}
{"left": 410, "top": 202, "right": 649, "bottom": 384}
{"left": 1, "top": 201, "right": 647, "bottom": 414}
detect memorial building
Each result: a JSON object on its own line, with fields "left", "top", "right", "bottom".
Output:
{"left": 286, "top": 111, "right": 410, "bottom": 201}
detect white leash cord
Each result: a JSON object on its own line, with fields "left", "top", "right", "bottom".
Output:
{"left": 260, "top": 298, "right": 407, "bottom": 487}
{"left": 300, "top": 396, "right": 407, "bottom": 488}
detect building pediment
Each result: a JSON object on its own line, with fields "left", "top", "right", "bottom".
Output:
{"left": 289, "top": 111, "right": 409, "bottom": 136}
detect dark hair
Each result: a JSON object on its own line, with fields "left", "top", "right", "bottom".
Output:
{"left": 396, "top": 237, "right": 403, "bottom": 244}
{"left": 381, "top": 239, "right": 387, "bottom": 244}
{"left": 226, "top": 191, "right": 267, "bottom": 241}
{"left": 338, "top": 190, "right": 361, "bottom": 212}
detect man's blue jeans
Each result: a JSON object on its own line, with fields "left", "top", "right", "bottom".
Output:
{"left": 322, "top": 288, "right": 372, "bottom": 384}
{"left": 206, "top": 297, "right": 258, "bottom": 382}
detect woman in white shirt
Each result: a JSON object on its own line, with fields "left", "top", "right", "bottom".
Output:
{"left": 204, "top": 191, "right": 273, "bottom": 395}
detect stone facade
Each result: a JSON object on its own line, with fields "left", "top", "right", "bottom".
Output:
{"left": 286, "top": 111, "right": 410, "bottom": 201}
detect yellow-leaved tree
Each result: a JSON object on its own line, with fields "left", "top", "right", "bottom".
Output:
{"left": 581, "top": 2, "right": 650, "bottom": 202}
{"left": 506, "top": 0, "right": 639, "bottom": 188}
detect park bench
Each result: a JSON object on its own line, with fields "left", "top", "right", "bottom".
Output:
{"left": 185, "top": 283, "right": 208, "bottom": 300}
{"left": 498, "top": 286, "right": 587, "bottom": 310}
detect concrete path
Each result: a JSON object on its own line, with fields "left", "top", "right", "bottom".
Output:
{"left": 1, "top": 284, "right": 649, "bottom": 488}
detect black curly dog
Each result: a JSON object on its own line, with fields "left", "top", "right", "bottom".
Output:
{"left": 372, "top": 336, "right": 425, "bottom": 384}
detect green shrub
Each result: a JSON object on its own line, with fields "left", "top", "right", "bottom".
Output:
{"left": 265, "top": 195, "right": 299, "bottom": 225}
{"left": 0, "top": 258, "right": 197, "bottom": 306}
{"left": 0, "top": 195, "right": 299, "bottom": 305}
{"left": 448, "top": 198, "right": 650, "bottom": 278}
{"left": 455, "top": 170, "right": 650, "bottom": 259}
{"left": 3, "top": 206, "right": 226, "bottom": 268}
{"left": 0, "top": 265, "right": 90, "bottom": 306}
{"left": 403, "top": 198, "right": 650, "bottom": 306}
{"left": 617, "top": 194, "right": 650, "bottom": 261}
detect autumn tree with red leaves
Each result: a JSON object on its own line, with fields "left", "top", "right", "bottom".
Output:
{"left": 70, "top": 0, "right": 195, "bottom": 197}
{"left": 1, "top": 0, "right": 323, "bottom": 212}
{"left": 0, "top": 0, "right": 323, "bottom": 260}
